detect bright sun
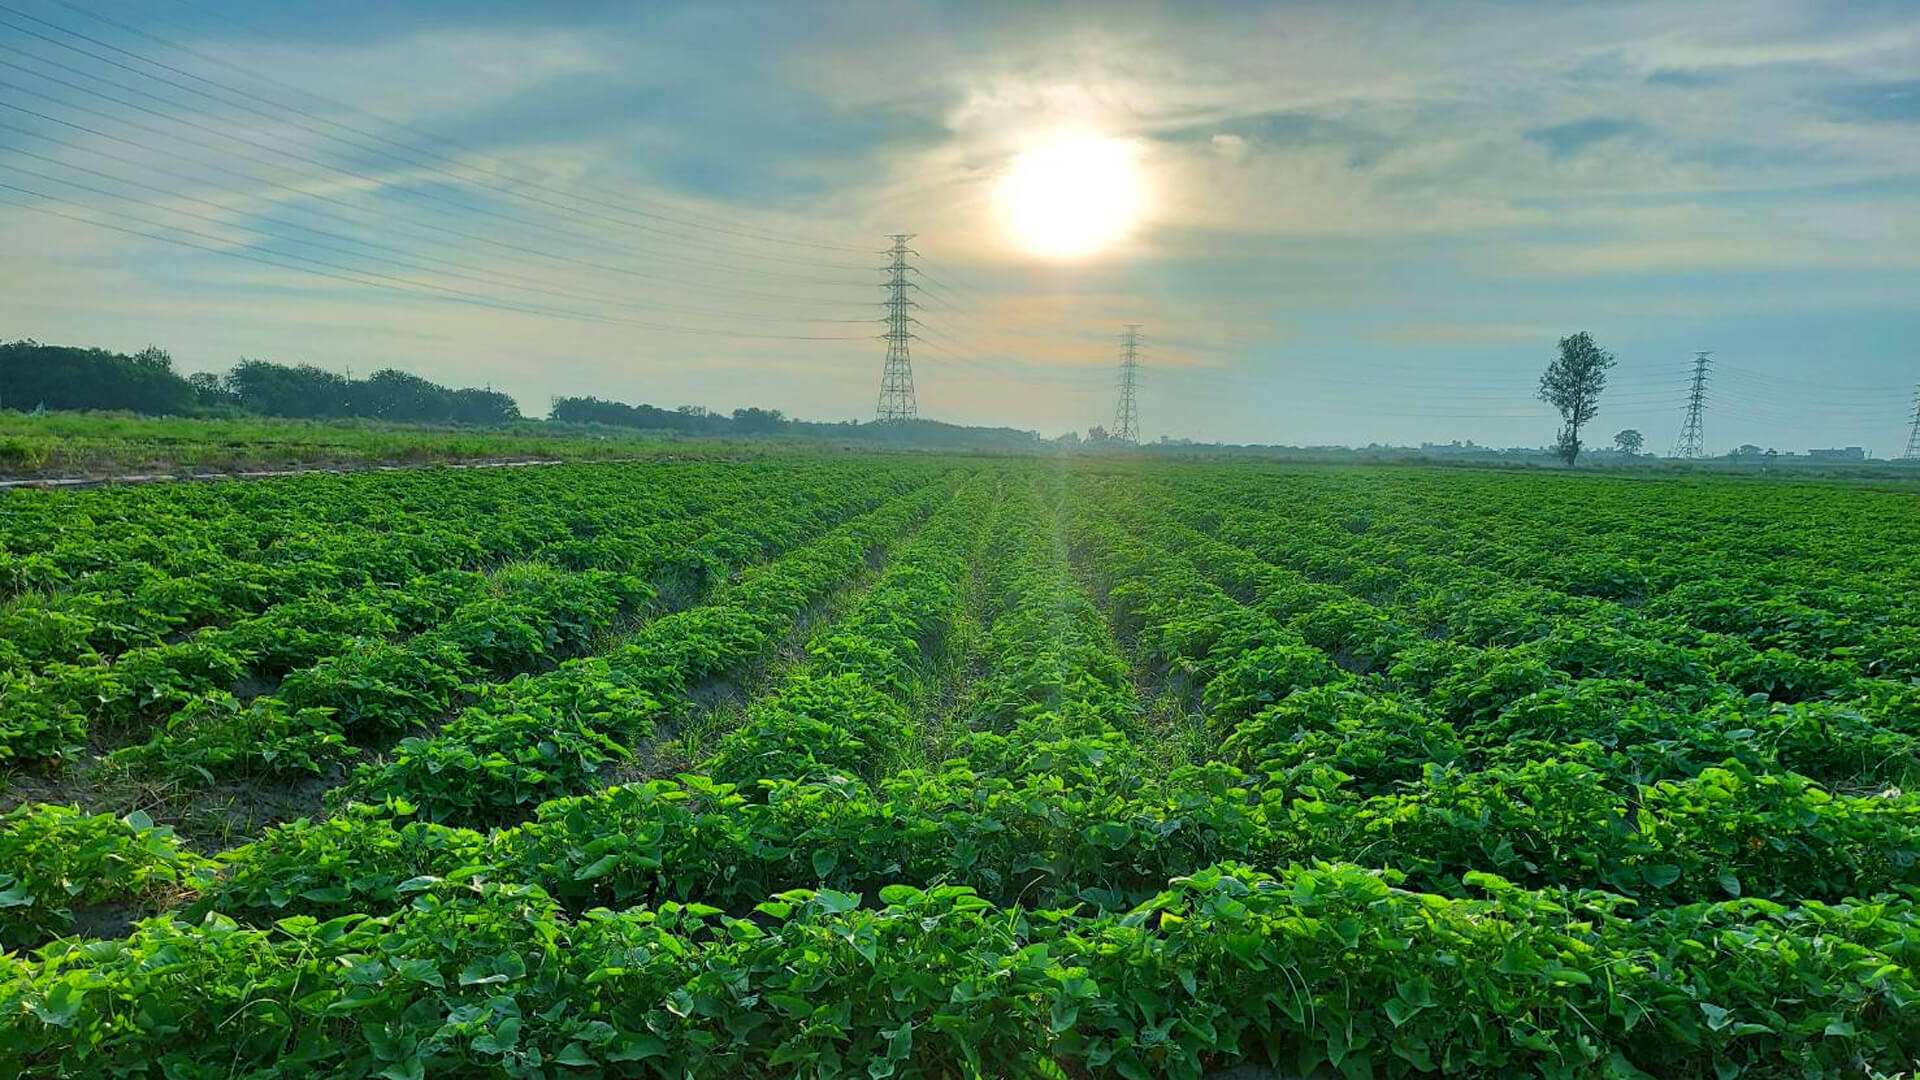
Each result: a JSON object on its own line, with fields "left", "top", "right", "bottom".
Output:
{"left": 1000, "top": 134, "right": 1144, "bottom": 258}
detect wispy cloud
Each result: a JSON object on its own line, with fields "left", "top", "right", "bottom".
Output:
{"left": 0, "top": 0, "right": 1916, "bottom": 449}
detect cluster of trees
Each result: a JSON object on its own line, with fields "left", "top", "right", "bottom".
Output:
{"left": 0, "top": 341, "right": 518, "bottom": 425}
{"left": 548, "top": 397, "right": 783, "bottom": 436}
{"left": 202, "top": 361, "right": 519, "bottom": 424}
{"left": 0, "top": 342, "right": 200, "bottom": 415}
{"left": 550, "top": 395, "right": 1051, "bottom": 451}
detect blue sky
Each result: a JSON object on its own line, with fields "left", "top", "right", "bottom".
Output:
{"left": 2, "top": 0, "right": 1917, "bottom": 452}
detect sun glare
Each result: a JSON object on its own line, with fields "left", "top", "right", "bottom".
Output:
{"left": 1000, "top": 134, "right": 1144, "bottom": 258}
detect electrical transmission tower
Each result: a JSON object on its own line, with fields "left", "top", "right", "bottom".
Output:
{"left": 1113, "top": 325, "right": 1142, "bottom": 445}
{"left": 875, "top": 234, "right": 919, "bottom": 422}
{"left": 1671, "top": 351, "right": 1711, "bottom": 458}
{"left": 1904, "top": 383, "right": 1920, "bottom": 460}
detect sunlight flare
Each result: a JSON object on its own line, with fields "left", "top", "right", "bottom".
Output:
{"left": 999, "top": 133, "right": 1144, "bottom": 258}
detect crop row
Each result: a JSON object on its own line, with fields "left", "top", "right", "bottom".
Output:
{"left": 2, "top": 461, "right": 1917, "bottom": 1078}
{"left": 706, "top": 471, "right": 998, "bottom": 789}
{"left": 1088, "top": 474, "right": 1919, "bottom": 787}
{"left": 1117, "top": 470, "right": 1920, "bottom": 755}
{"left": 5, "top": 862, "right": 1913, "bottom": 1078}
{"left": 0, "top": 474, "right": 988, "bottom": 947}
{"left": 105, "top": 472, "right": 915, "bottom": 786}
{"left": 0, "top": 462, "right": 838, "bottom": 663}
{"left": 1185, "top": 469, "right": 1920, "bottom": 680}
{"left": 0, "top": 462, "right": 925, "bottom": 767}
{"left": 1058, "top": 477, "right": 1920, "bottom": 906}
{"left": 333, "top": 477, "right": 955, "bottom": 825}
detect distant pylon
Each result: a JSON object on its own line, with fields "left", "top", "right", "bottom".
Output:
{"left": 1113, "top": 325, "right": 1142, "bottom": 445}
{"left": 875, "top": 234, "right": 919, "bottom": 422}
{"left": 1904, "top": 383, "right": 1920, "bottom": 460}
{"left": 1671, "top": 351, "right": 1711, "bottom": 458}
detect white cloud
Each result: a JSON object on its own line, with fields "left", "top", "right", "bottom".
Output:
{"left": 2, "top": 0, "right": 1918, "bottom": 448}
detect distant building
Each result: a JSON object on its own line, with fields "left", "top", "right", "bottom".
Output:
{"left": 1807, "top": 447, "right": 1866, "bottom": 462}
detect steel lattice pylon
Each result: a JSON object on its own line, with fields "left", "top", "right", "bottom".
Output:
{"left": 875, "top": 234, "right": 918, "bottom": 421}
{"left": 1113, "top": 325, "right": 1142, "bottom": 444}
{"left": 1671, "top": 351, "right": 1711, "bottom": 458}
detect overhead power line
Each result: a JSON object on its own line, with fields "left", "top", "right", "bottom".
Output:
{"left": 4, "top": 0, "right": 871, "bottom": 256}
{"left": 0, "top": 179, "right": 871, "bottom": 340}
{"left": 0, "top": 43, "right": 870, "bottom": 286}
{"left": 0, "top": 94, "right": 865, "bottom": 309}
{"left": 0, "top": 152, "right": 872, "bottom": 326}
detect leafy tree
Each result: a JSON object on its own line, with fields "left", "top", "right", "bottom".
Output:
{"left": 1538, "top": 331, "right": 1615, "bottom": 465}
{"left": 730, "top": 407, "right": 788, "bottom": 434}
{"left": 1613, "top": 429, "right": 1644, "bottom": 456}
{"left": 552, "top": 395, "right": 704, "bottom": 433}
{"left": 349, "top": 369, "right": 444, "bottom": 421}
{"left": 226, "top": 360, "right": 351, "bottom": 418}
{"left": 186, "top": 372, "right": 240, "bottom": 410}
{"left": 0, "top": 340, "right": 197, "bottom": 415}
{"left": 446, "top": 387, "right": 519, "bottom": 425}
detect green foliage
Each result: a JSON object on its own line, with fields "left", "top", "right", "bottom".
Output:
{"left": 0, "top": 668, "right": 89, "bottom": 765}
{"left": 107, "top": 693, "right": 351, "bottom": 783}
{"left": 277, "top": 637, "right": 475, "bottom": 735}
{"left": 3, "top": 455, "right": 1919, "bottom": 1078}
{"left": 6, "top": 865, "right": 1915, "bottom": 1077}
{"left": 1538, "top": 330, "right": 1616, "bottom": 464}
{"left": 0, "top": 340, "right": 197, "bottom": 416}
{"left": 709, "top": 673, "right": 907, "bottom": 788}
{"left": 0, "top": 804, "right": 209, "bottom": 949}
{"left": 1201, "top": 644, "right": 1351, "bottom": 731}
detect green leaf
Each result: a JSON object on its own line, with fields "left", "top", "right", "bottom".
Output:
{"left": 380, "top": 1059, "right": 425, "bottom": 1080}
{"left": 574, "top": 853, "right": 620, "bottom": 880}
{"left": 471, "top": 1018, "right": 523, "bottom": 1055}
{"left": 1049, "top": 995, "right": 1078, "bottom": 1034}
{"left": 1641, "top": 864, "right": 1681, "bottom": 888}
{"left": 29, "top": 983, "right": 82, "bottom": 1028}
{"left": 814, "top": 889, "right": 858, "bottom": 914}
{"left": 393, "top": 959, "right": 444, "bottom": 988}
{"left": 812, "top": 848, "right": 840, "bottom": 879}
{"left": 554, "top": 1043, "right": 595, "bottom": 1067}
{"left": 606, "top": 1033, "right": 668, "bottom": 1062}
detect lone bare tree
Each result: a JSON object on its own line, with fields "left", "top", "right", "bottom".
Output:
{"left": 1538, "top": 331, "right": 1615, "bottom": 465}
{"left": 1614, "top": 429, "right": 1644, "bottom": 456}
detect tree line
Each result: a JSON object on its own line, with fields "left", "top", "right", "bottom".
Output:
{"left": 1, "top": 334, "right": 1668, "bottom": 463}
{"left": 548, "top": 395, "right": 1053, "bottom": 451}
{"left": 0, "top": 341, "right": 519, "bottom": 425}
{"left": 0, "top": 340, "right": 1055, "bottom": 451}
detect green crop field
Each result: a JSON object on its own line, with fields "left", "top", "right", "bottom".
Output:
{"left": 1, "top": 457, "right": 1915, "bottom": 1078}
